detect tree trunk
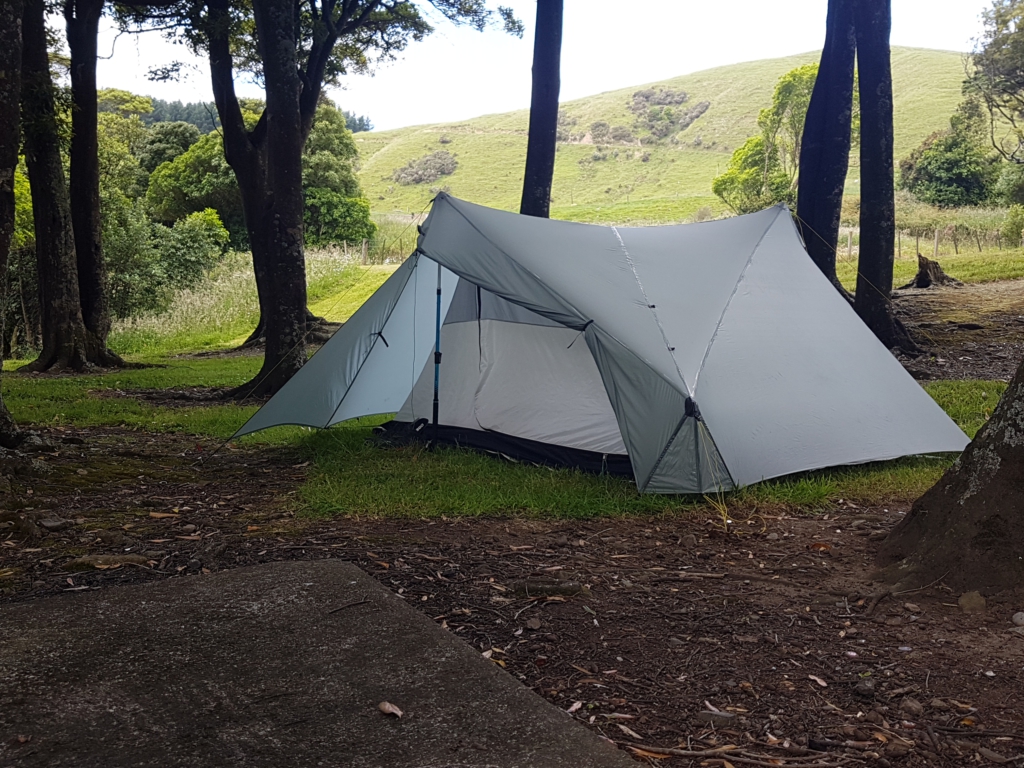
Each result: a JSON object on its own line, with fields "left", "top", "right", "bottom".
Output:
{"left": 21, "top": 0, "right": 92, "bottom": 373}
{"left": 519, "top": 0, "right": 562, "bottom": 218}
{"left": 0, "top": 0, "right": 25, "bottom": 445}
{"left": 851, "top": 0, "right": 915, "bottom": 351}
{"left": 65, "top": 0, "right": 124, "bottom": 367}
{"left": 796, "top": 0, "right": 855, "bottom": 292}
{"left": 875, "top": 358, "right": 1024, "bottom": 593}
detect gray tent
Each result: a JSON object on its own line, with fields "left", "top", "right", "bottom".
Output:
{"left": 235, "top": 193, "right": 968, "bottom": 493}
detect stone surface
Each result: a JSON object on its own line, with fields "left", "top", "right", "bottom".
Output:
{"left": 1012, "top": 612, "right": 1024, "bottom": 627}
{"left": 958, "top": 591, "right": 987, "bottom": 614}
{"left": 0, "top": 561, "right": 634, "bottom": 768}
{"left": 900, "top": 697, "right": 924, "bottom": 717}
{"left": 854, "top": 678, "right": 876, "bottom": 698}
{"left": 696, "top": 711, "right": 736, "bottom": 726}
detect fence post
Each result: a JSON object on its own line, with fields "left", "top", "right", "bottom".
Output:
{"left": 916, "top": 233, "right": 920, "bottom": 257}
{"left": 847, "top": 230, "right": 853, "bottom": 260}
{"left": 361, "top": 239, "right": 368, "bottom": 265}
{"left": 934, "top": 228, "right": 939, "bottom": 259}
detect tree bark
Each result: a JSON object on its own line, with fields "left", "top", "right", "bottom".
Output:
{"left": 851, "top": 0, "right": 915, "bottom": 350}
{"left": 21, "top": 0, "right": 92, "bottom": 373}
{"left": 519, "top": 0, "right": 562, "bottom": 218}
{"left": 875, "top": 358, "right": 1024, "bottom": 593}
{"left": 0, "top": 0, "right": 26, "bottom": 444}
{"left": 796, "top": 0, "right": 855, "bottom": 292}
{"left": 65, "top": 0, "right": 124, "bottom": 367}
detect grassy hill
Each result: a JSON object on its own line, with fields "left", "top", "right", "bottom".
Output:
{"left": 356, "top": 47, "right": 966, "bottom": 225}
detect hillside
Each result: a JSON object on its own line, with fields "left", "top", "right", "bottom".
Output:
{"left": 356, "top": 47, "right": 966, "bottom": 225}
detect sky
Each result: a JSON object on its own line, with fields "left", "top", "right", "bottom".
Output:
{"left": 95, "top": 0, "right": 993, "bottom": 132}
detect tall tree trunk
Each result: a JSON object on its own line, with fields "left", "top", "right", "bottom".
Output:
{"left": 21, "top": 0, "right": 92, "bottom": 373}
{"left": 207, "top": 0, "right": 306, "bottom": 397}
{"left": 875, "top": 358, "right": 1024, "bottom": 593}
{"left": 797, "top": 0, "right": 855, "bottom": 292}
{"left": 852, "top": 0, "right": 914, "bottom": 350}
{"left": 0, "top": 0, "right": 25, "bottom": 445}
{"left": 519, "top": 0, "right": 562, "bottom": 218}
{"left": 65, "top": 0, "right": 123, "bottom": 367}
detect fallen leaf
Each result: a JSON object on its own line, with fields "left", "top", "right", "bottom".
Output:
{"left": 616, "top": 723, "right": 643, "bottom": 740}
{"left": 148, "top": 539, "right": 171, "bottom": 543}
{"left": 148, "top": 512, "right": 178, "bottom": 519}
{"left": 873, "top": 732, "right": 888, "bottom": 743}
{"left": 247, "top": 525, "right": 261, "bottom": 531}
{"left": 566, "top": 701, "right": 583, "bottom": 714}
{"left": 809, "top": 542, "right": 832, "bottom": 551}
{"left": 808, "top": 675, "right": 828, "bottom": 687}
{"left": 377, "top": 701, "right": 403, "bottom": 718}
{"left": 175, "top": 535, "right": 202, "bottom": 541}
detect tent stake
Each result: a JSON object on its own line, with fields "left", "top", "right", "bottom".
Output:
{"left": 431, "top": 262, "right": 442, "bottom": 448}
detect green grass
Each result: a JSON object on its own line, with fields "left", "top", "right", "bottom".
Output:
{"left": 358, "top": 47, "right": 965, "bottom": 223}
{"left": 837, "top": 249, "right": 1024, "bottom": 291}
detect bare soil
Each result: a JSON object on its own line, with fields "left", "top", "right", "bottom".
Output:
{"left": 895, "top": 280, "right": 1024, "bottom": 381}
{"left": 2, "top": 428, "right": 1022, "bottom": 767}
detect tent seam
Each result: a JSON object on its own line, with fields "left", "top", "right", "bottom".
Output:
{"left": 692, "top": 206, "right": 784, "bottom": 396}
{"left": 321, "top": 252, "right": 421, "bottom": 430}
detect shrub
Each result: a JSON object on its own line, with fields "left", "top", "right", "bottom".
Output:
{"left": 1002, "top": 204, "right": 1024, "bottom": 247}
{"left": 303, "top": 190, "right": 377, "bottom": 246}
{"left": 609, "top": 125, "right": 635, "bottom": 143}
{"left": 392, "top": 150, "right": 458, "bottom": 185}
{"left": 589, "top": 121, "right": 610, "bottom": 141}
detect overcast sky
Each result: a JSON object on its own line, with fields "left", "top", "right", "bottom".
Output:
{"left": 96, "top": 0, "right": 992, "bottom": 131}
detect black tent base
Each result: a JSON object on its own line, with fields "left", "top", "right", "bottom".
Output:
{"left": 374, "top": 419, "right": 634, "bottom": 478}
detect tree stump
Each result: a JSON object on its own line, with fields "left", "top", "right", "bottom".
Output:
{"left": 899, "top": 253, "right": 962, "bottom": 289}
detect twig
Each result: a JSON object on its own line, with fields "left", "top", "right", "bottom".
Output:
{"left": 864, "top": 591, "right": 889, "bottom": 616}
{"left": 328, "top": 598, "right": 370, "bottom": 614}
{"left": 621, "top": 743, "right": 853, "bottom": 767}
{"left": 892, "top": 571, "right": 950, "bottom": 596}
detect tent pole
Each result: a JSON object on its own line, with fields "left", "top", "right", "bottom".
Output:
{"left": 431, "top": 262, "right": 442, "bottom": 448}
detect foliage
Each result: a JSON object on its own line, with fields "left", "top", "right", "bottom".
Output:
{"left": 143, "top": 98, "right": 220, "bottom": 133}
{"left": 392, "top": 150, "right": 458, "bottom": 185}
{"left": 153, "top": 209, "right": 230, "bottom": 289}
{"left": 136, "top": 121, "right": 201, "bottom": 173}
{"left": 303, "top": 190, "right": 376, "bottom": 246}
{"left": 303, "top": 101, "right": 361, "bottom": 196}
{"left": 628, "top": 87, "right": 709, "bottom": 142}
{"left": 1002, "top": 203, "right": 1024, "bottom": 245}
{"left": 12, "top": 164, "right": 33, "bottom": 250}
{"left": 899, "top": 99, "right": 998, "bottom": 207}
{"left": 96, "top": 88, "right": 153, "bottom": 118}
{"left": 713, "top": 64, "right": 817, "bottom": 212}
{"left": 343, "top": 110, "right": 373, "bottom": 133}
{"left": 711, "top": 135, "right": 792, "bottom": 213}
{"left": 146, "top": 132, "right": 247, "bottom": 246}
{"left": 103, "top": 196, "right": 165, "bottom": 318}
{"left": 968, "top": 0, "right": 1024, "bottom": 162}
{"left": 993, "top": 162, "right": 1024, "bottom": 204}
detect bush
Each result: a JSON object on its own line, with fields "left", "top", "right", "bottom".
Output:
{"left": 1002, "top": 204, "right": 1024, "bottom": 247}
{"left": 154, "top": 209, "right": 230, "bottom": 289}
{"left": 392, "top": 151, "right": 458, "bottom": 185}
{"left": 303, "top": 190, "right": 377, "bottom": 246}
{"left": 899, "top": 130, "right": 997, "bottom": 207}
{"left": 712, "top": 136, "right": 792, "bottom": 213}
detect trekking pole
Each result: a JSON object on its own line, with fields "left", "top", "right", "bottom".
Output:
{"left": 431, "top": 262, "right": 442, "bottom": 449}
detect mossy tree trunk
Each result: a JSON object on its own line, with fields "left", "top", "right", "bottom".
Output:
{"left": 796, "top": 0, "right": 855, "bottom": 293}
{"left": 876, "top": 358, "right": 1024, "bottom": 593}
{"left": 0, "top": 0, "right": 26, "bottom": 445}
{"left": 21, "top": 0, "right": 93, "bottom": 373}
{"left": 519, "top": 0, "right": 562, "bottom": 219}
{"left": 65, "top": 0, "right": 125, "bottom": 367}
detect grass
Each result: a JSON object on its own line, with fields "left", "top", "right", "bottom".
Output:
{"left": 357, "top": 47, "right": 965, "bottom": 222}
{"left": 836, "top": 248, "right": 1024, "bottom": 291}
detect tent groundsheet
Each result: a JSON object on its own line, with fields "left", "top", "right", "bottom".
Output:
{"left": 235, "top": 194, "right": 969, "bottom": 493}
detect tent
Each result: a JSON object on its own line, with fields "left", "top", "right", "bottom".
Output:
{"left": 234, "top": 193, "right": 969, "bottom": 493}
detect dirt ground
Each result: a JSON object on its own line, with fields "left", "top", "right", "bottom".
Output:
{"left": 895, "top": 279, "right": 1024, "bottom": 381}
{"left": 3, "top": 284, "right": 1024, "bottom": 767}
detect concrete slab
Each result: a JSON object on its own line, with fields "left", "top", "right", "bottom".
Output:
{"left": 0, "top": 561, "right": 634, "bottom": 768}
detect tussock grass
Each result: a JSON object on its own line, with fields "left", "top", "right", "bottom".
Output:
{"left": 109, "top": 250, "right": 397, "bottom": 356}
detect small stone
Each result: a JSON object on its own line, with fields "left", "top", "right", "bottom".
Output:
{"left": 38, "top": 518, "right": 71, "bottom": 532}
{"left": 20, "top": 434, "right": 55, "bottom": 453}
{"left": 682, "top": 533, "right": 699, "bottom": 548}
{"left": 959, "top": 591, "right": 986, "bottom": 614}
{"left": 929, "top": 698, "right": 949, "bottom": 710}
{"left": 854, "top": 678, "right": 876, "bottom": 697}
{"left": 696, "top": 711, "right": 735, "bottom": 726}
{"left": 620, "top": 579, "right": 633, "bottom": 588}
{"left": 668, "top": 636, "right": 685, "bottom": 647}
{"left": 903, "top": 602, "right": 921, "bottom": 613}
{"left": 1012, "top": 612, "right": 1024, "bottom": 627}
{"left": 76, "top": 469, "right": 88, "bottom": 476}
{"left": 553, "top": 536, "right": 568, "bottom": 548}
{"left": 181, "top": 524, "right": 197, "bottom": 533}
{"left": 766, "top": 533, "right": 779, "bottom": 541}
{"left": 526, "top": 617, "right": 541, "bottom": 630}
{"left": 900, "top": 697, "right": 924, "bottom": 717}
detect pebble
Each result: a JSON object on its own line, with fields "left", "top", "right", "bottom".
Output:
{"left": 181, "top": 524, "right": 197, "bottom": 533}
{"left": 766, "top": 533, "right": 779, "bottom": 541}
{"left": 696, "top": 711, "right": 735, "bottom": 726}
{"left": 903, "top": 602, "right": 921, "bottom": 613}
{"left": 1012, "top": 612, "right": 1024, "bottom": 627}
{"left": 668, "top": 636, "right": 685, "bottom": 648}
{"left": 900, "top": 697, "right": 924, "bottom": 717}
{"left": 526, "top": 617, "right": 541, "bottom": 630}
{"left": 929, "top": 698, "right": 948, "bottom": 710}
{"left": 854, "top": 678, "right": 876, "bottom": 697}
{"left": 958, "top": 591, "right": 986, "bottom": 614}
{"left": 682, "top": 534, "right": 698, "bottom": 548}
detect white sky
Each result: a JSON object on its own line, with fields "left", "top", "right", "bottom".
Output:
{"left": 96, "top": 0, "right": 992, "bottom": 131}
